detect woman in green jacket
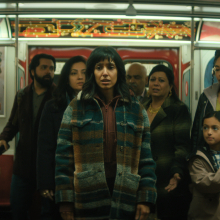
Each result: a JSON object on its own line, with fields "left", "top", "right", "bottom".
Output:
{"left": 143, "top": 65, "right": 192, "bottom": 220}
{"left": 55, "top": 46, "right": 157, "bottom": 220}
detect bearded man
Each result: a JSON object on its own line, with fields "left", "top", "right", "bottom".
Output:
{"left": 0, "top": 53, "right": 56, "bottom": 220}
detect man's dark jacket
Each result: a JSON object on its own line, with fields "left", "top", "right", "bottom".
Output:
{"left": 0, "top": 83, "right": 56, "bottom": 180}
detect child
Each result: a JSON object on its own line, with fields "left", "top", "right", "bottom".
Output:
{"left": 188, "top": 111, "right": 220, "bottom": 220}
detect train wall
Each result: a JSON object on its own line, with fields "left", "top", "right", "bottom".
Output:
{"left": 0, "top": 47, "right": 16, "bottom": 155}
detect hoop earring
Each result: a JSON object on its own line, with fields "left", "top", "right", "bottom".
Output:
{"left": 169, "top": 90, "right": 172, "bottom": 97}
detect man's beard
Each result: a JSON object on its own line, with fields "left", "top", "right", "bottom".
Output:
{"left": 34, "top": 70, "right": 53, "bottom": 88}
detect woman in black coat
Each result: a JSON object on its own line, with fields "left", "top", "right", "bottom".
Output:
{"left": 143, "top": 65, "right": 192, "bottom": 220}
{"left": 37, "top": 56, "right": 86, "bottom": 220}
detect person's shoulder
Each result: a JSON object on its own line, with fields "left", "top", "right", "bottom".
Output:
{"left": 168, "top": 99, "right": 190, "bottom": 116}
{"left": 130, "top": 94, "right": 138, "bottom": 103}
{"left": 204, "top": 83, "right": 219, "bottom": 92}
{"left": 174, "top": 99, "right": 187, "bottom": 107}
{"left": 68, "top": 94, "right": 81, "bottom": 110}
{"left": 44, "top": 99, "right": 57, "bottom": 111}
{"left": 18, "top": 84, "right": 31, "bottom": 93}
{"left": 49, "top": 83, "right": 56, "bottom": 92}
{"left": 16, "top": 85, "right": 32, "bottom": 101}
{"left": 169, "top": 98, "right": 186, "bottom": 108}
{"left": 129, "top": 95, "right": 145, "bottom": 110}
{"left": 188, "top": 149, "right": 213, "bottom": 167}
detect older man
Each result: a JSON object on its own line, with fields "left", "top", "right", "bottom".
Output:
{"left": 126, "top": 62, "right": 148, "bottom": 104}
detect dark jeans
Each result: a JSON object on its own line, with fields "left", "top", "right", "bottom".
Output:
{"left": 10, "top": 174, "right": 61, "bottom": 220}
{"left": 10, "top": 174, "right": 36, "bottom": 220}
{"left": 41, "top": 197, "right": 62, "bottom": 220}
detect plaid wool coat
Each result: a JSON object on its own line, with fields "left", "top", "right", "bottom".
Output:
{"left": 143, "top": 97, "right": 192, "bottom": 219}
{"left": 55, "top": 92, "right": 157, "bottom": 220}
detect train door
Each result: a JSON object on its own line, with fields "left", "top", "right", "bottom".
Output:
{"left": 26, "top": 46, "right": 180, "bottom": 96}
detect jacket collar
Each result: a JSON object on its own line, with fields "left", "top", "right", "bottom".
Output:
{"left": 21, "top": 82, "right": 56, "bottom": 125}
{"left": 204, "top": 82, "right": 219, "bottom": 110}
{"left": 23, "top": 82, "right": 56, "bottom": 92}
{"left": 195, "top": 150, "right": 215, "bottom": 172}
{"left": 77, "top": 90, "right": 131, "bottom": 103}
{"left": 145, "top": 97, "right": 175, "bottom": 131}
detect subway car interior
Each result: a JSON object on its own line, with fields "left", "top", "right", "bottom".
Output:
{"left": 0, "top": 0, "right": 220, "bottom": 219}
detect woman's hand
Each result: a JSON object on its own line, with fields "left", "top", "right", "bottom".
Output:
{"left": 165, "top": 173, "right": 181, "bottom": 192}
{"left": 40, "top": 189, "right": 54, "bottom": 201}
{"left": 135, "top": 204, "right": 150, "bottom": 220}
{"left": 60, "top": 212, "right": 74, "bottom": 220}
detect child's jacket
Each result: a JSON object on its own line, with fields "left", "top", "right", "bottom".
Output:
{"left": 188, "top": 149, "right": 220, "bottom": 220}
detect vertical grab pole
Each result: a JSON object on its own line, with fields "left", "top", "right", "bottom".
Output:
{"left": 190, "top": 6, "right": 195, "bottom": 113}
{"left": 15, "top": 3, "right": 19, "bottom": 92}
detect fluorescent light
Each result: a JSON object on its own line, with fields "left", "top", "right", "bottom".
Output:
{"left": 15, "top": 37, "right": 191, "bottom": 44}
{"left": 17, "top": 3, "right": 128, "bottom": 10}
{"left": 202, "top": 18, "right": 220, "bottom": 22}
{"left": 0, "top": 38, "right": 12, "bottom": 41}
{"left": 198, "top": 41, "right": 220, "bottom": 44}
{"left": 12, "top": 14, "right": 195, "bottom": 21}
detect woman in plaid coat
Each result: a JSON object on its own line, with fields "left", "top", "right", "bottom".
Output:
{"left": 55, "top": 46, "right": 157, "bottom": 220}
{"left": 143, "top": 65, "right": 192, "bottom": 220}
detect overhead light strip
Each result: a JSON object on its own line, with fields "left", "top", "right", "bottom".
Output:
{"left": 5, "top": 14, "right": 198, "bottom": 21}
{"left": 202, "top": 18, "right": 220, "bottom": 22}
{"left": 198, "top": 41, "right": 220, "bottom": 44}
{"left": 14, "top": 37, "right": 191, "bottom": 44}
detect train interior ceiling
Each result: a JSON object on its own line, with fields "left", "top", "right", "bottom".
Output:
{"left": 0, "top": 0, "right": 220, "bottom": 157}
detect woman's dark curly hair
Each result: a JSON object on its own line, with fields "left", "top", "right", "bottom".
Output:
{"left": 53, "top": 56, "right": 86, "bottom": 109}
{"left": 81, "top": 46, "right": 131, "bottom": 106}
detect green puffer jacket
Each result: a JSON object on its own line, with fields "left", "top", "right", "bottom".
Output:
{"left": 55, "top": 92, "right": 157, "bottom": 220}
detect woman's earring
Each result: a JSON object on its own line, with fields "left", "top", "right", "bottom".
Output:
{"left": 147, "top": 90, "right": 150, "bottom": 97}
{"left": 169, "top": 90, "right": 172, "bottom": 97}
{"left": 212, "top": 67, "right": 216, "bottom": 76}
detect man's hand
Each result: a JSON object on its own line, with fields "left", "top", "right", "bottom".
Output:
{"left": 135, "top": 204, "right": 150, "bottom": 220}
{"left": 60, "top": 212, "right": 74, "bottom": 220}
{"left": 40, "top": 189, "right": 54, "bottom": 201}
{"left": 165, "top": 173, "right": 181, "bottom": 192}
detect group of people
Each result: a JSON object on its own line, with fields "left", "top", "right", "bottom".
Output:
{"left": 0, "top": 47, "right": 220, "bottom": 220}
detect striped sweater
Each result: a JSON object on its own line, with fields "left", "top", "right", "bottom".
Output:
{"left": 55, "top": 92, "right": 157, "bottom": 220}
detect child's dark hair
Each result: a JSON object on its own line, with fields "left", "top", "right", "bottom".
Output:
{"left": 200, "top": 111, "right": 220, "bottom": 172}
{"left": 202, "top": 111, "right": 220, "bottom": 126}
